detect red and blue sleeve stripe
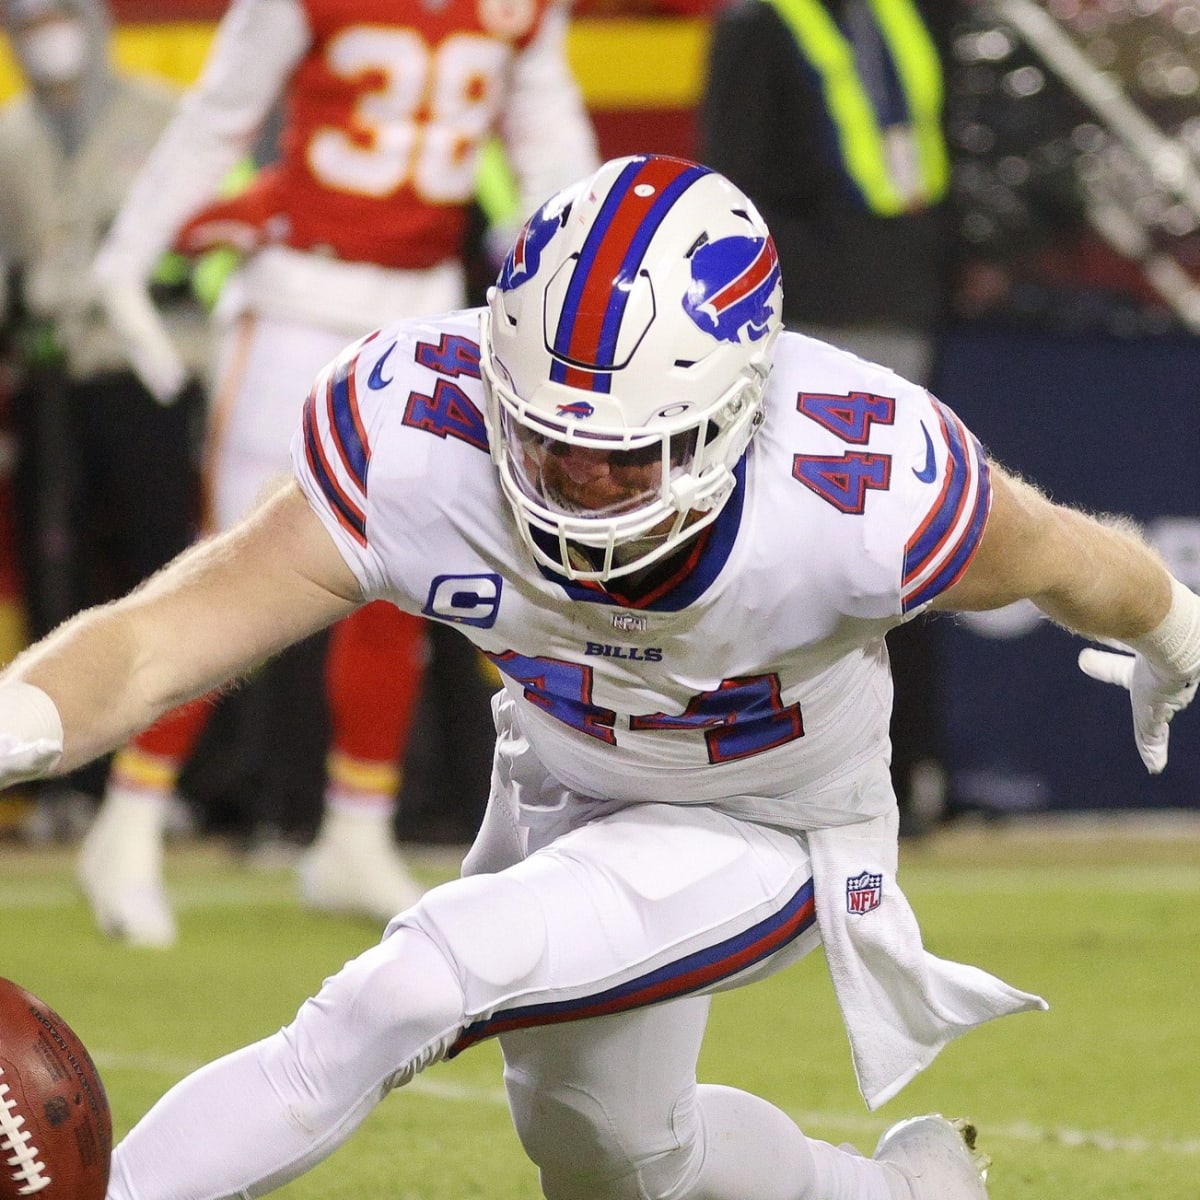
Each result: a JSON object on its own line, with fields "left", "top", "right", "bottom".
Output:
{"left": 445, "top": 875, "right": 814, "bottom": 1056}
{"left": 301, "top": 347, "right": 372, "bottom": 547}
{"left": 901, "top": 401, "right": 991, "bottom": 612}
{"left": 549, "top": 156, "right": 710, "bottom": 393}
{"left": 326, "top": 351, "right": 370, "bottom": 492}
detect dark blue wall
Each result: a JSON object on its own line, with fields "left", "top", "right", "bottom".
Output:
{"left": 931, "top": 326, "right": 1200, "bottom": 813}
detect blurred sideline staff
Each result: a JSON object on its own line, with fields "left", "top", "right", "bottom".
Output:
{"left": 0, "top": 0, "right": 206, "bottom": 750}
{"left": 83, "top": 0, "right": 598, "bottom": 947}
{"left": 699, "top": 0, "right": 957, "bottom": 832}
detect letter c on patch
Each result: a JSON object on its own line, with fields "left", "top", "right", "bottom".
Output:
{"left": 423, "top": 573, "right": 503, "bottom": 627}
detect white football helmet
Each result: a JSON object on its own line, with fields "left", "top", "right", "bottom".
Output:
{"left": 481, "top": 154, "right": 783, "bottom": 581}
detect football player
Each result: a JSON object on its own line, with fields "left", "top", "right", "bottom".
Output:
{"left": 81, "top": 0, "right": 599, "bottom": 945}
{"left": 3, "top": 156, "right": 1198, "bottom": 1200}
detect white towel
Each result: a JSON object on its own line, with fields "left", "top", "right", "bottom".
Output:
{"left": 808, "top": 811, "right": 1049, "bottom": 1110}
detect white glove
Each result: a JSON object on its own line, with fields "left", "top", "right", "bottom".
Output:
{"left": 1078, "top": 647, "right": 1198, "bottom": 774}
{"left": 95, "top": 277, "right": 188, "bottom": 405}
{"left": 0, "top": 682, "right": 64, "bottom": 787}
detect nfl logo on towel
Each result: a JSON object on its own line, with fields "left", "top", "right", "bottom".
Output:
{"left": 845, "top": 871, "right": 883, "bottom": 915}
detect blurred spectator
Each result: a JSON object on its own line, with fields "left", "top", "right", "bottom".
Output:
{"left": 698, "top": 0, "right": 958, "bottom": 833}
{"left": 82, "top": 0, "right": 598, "bottom": 946}
{"left": 0, "top": 0, "right": 207, "bottom": 811}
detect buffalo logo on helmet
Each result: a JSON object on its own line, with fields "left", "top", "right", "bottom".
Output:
{"left": 555, "top": 400, "right": 595, "bottom": 419}
{"left": 683, "top": 235, "right": 780, "bottom": 345}
{"left": 499, "top": 200, "right": 567, "bottom": 292}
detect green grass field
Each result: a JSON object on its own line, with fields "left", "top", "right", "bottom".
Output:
{"left": 2, "top": 816, "right": 1198, "bottom": 1200}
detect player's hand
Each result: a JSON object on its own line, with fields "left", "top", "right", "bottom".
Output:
{"left": 95, "top": 278, "right": 188, "bottom": 405}
{"left": 175, "top": 208, "right": 267, "bottom": 256}
{"left": 1078, "top": 647, "right": 1199, "bottom": 774}
{"left": 0, "top": 731, "right": 62, "bottom": 789}
{"left": 173, "top": 176, "right": 287, "bottom": 257}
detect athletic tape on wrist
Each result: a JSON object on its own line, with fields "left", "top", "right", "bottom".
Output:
{"left": 1128, "top": 577, "right": 1200, "bottom": 682}
{"left": 0, "top": 681, "right": 65, "bottom": 773}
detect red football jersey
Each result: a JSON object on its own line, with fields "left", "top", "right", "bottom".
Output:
{"left": 266, "top": 0, "right": 556, "bottom": 268}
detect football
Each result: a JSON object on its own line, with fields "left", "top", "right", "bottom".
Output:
{"left": 0, "top": 978, "right": 111, "bottom": 1200}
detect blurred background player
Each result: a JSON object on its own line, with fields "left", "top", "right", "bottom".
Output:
{"left": 0, "top": 0, "right": 207, "bottom": 830}
{"left": 698, "top": 0, "right": 956, "bottom": 834}
{"left": 83, "top": 0, "right": 598, "bottom": 946}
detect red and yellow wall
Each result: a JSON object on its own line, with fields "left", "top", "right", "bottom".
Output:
{"left": 0, "top": 3, "right": 716, "bottom": 160}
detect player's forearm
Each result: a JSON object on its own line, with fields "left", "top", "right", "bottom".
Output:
{"left": 0, "top": 597, "right": 193, "bottom": 774}
{"left": 503, "top": 5, "right": 599, "bottom": 218}
{"left": 0, "top": 484, "right": 360, "bottom": 782}
{"left": 94, "top": 119, "right": 248, "bottom": 285}
{"left": 1033, "top": 505, "right": 1200, "bottom": 690}
{"left": 940, "top": 465, "right": 1178, "bottom": 643}
{"left": 1030, "top": 503, "right": 1173, "bottom": 643}
{"left": 95, "top": 0, "right": 307, "bottom": 284}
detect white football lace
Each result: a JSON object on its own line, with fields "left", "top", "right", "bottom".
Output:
{"left": 0, "top": 1066, "right": 52, "bottom": 1194}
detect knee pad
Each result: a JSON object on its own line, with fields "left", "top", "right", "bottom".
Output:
{"left": 396, "top": 874, "right": 549, "bottom": 1016}
{"left": 279, "top": 926, "right": 466, "bottom": 1096}
{"left": 505, "top": 1065, "right": 701, "bottom": 1200}
{"left": 506, "top": 1068, "right": 633, "bottom": 1200}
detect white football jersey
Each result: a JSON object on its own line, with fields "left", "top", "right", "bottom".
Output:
{"left": 292, "top": 310, "right": 990, "bottom": 830}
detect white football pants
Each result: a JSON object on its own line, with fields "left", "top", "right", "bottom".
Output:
{"left": 107, "top": 797, "right": 909, "bottom": 1200}
{"left": 204, "top": 312, "right": 352, "bottom": 532}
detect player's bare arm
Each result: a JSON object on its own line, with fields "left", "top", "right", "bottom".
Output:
{"left": 930, "top": 461, "right": 1171, "bottom": 639}
{"left": 0, "top": 481, "right": 361, "bottom": 776}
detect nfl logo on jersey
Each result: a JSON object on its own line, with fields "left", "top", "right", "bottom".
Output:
{"left": 845, "top": 871, "right": 883, "bottom": 915}
{"left": 611, "top": 612, "right": 648, "bottom": 633}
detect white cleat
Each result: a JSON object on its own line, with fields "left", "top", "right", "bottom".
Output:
{"left": 77, "top": 791, "right": 177, "bottom": 949}
{"left": 873, "top": 1115, "right": 990, "bottom": 1200}
{"left": 298, "top": 808, "right": 425, "bottom": 924}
